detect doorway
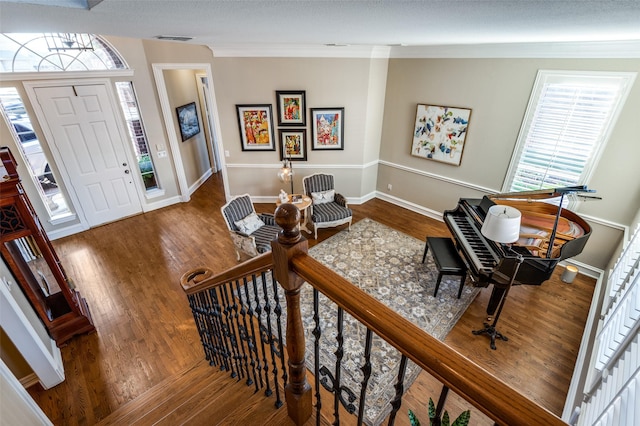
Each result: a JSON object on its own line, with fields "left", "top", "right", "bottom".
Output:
{"left": 152, "top": 63, "right": 229, "bottom": 202}
{"left": 29, "top": 82, "right": 142, "bottom": 227}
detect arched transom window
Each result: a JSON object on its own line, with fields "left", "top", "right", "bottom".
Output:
{"left": 0, "top": 33, "right": 127, "bottom": 72}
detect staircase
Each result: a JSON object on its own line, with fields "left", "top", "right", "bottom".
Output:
{"left": 97, "top": 359, "right": 323, "bottom": 425}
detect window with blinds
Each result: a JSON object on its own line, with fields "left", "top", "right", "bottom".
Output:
{"left": 504, "top": 70, "right": 636, "bottom": 202}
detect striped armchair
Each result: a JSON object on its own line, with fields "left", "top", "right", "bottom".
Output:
{"left": 221, "top": 194, "right": 280, "bottom": 261}
{"left": 302, "top": 173, "right": 352, "bottom": 239}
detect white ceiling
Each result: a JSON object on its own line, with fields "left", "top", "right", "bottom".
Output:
{"left": 1, "top": 0, "right": 639, "bottom": 57}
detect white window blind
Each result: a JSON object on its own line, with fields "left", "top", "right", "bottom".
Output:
{"left": 505, "top": 71, "right": 635, "bottom": 197}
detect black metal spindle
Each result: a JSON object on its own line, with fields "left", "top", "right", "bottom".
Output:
{"left": 261, "top": 271, "right": 283, "bottom": 408}
{"left": 187, "top": 293, "right": 214, "bottom": 365}
{"left": 201, "top": 289, "right": 226, "bottom": 370}
{"left": 312, "top": 289, "right": 322, "bottom": 426}
{"left": 233, "top": 279, "right": 254, "bottom": 386}
{"left": 357, "top": 329, "right": 373, "bottom": 425}
{"left": 271, "top": 274, "right": 288, "bottom": 387}
{"left": 387, "top": 354, "right": 409, "bottom": 425}
{"left": 243, "top": 276, "right": 263, "bottom": 392}
{"left": 251, "top": 273, "right": 273, "bottom": 397}
{"left": 208, "top": 286, "right": 233, "bottom": 375}
{"left": 220, "top": 282, "right": 243, "bottom": 379}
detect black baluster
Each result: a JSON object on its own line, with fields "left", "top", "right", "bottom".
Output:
{"left": 234, "top": 279, "right": 256, "bottom": 387}
{"left": 251, "top": 273, "right": 273, "bottom": 396}
{"left": 261, "top": 271, "right": 283, "bottom": 408}
{"left": 271, "top": 273, "right": 288, "bottom": 387}
{"left": 243, "top": 276, "right": 263, "bottom": 392}
{"left": 199, "top": 289, "right": 224, "bottom": 369}
{"left": 387, "top": 354, "right": 409, "bottom": 425}
{"left": 220, "top": 282, "right": 243, "bottom": 379}
{"left": 187, "top": 294, "right": 211, "bottom": 364}
{"left": 208, "top": 287, "right": 232, "bottom": 374}
{"left": 357, "top": 329, "right": 373, "bottom": 425}
{"left": 312, "top": 289, "right": 322, "bottom": 426}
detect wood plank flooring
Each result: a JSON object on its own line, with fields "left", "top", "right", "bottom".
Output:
{"left": 25, "top": 173, "right": 596, "bottom": 425}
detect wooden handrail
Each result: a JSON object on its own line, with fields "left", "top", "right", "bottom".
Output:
{"left": 180, "top": 203, "right": 567, "bottom": 426}
{"left": 290, "top": 252, "right": 565, "bottom": 426}
{"left": 180, "top": 251, "right": 273, "bottom": 294}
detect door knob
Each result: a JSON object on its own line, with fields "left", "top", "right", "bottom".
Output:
{"left": 124, "top": 170, "right": 130, "bottom": 174}
{"left": 122, "top": 163, "right": 127, "bottom": 166}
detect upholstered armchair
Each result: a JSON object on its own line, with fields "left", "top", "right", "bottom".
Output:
{"left": 221, "top": 194, "right": 280, "bottom": 261}
{"left": 302, "top": 173, "right": 353, "bottom": 239}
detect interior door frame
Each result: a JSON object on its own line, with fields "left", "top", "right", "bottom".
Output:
{"left": 24, "top": 78, "right": 143, "bottom": 230}
{"left": 152, "top": 63, "right": 229, "bottom": 202}
{"left": 195, "top": 72, "right": 221, "bottom": 174}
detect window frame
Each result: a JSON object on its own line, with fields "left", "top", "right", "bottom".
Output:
{"left": 502, "top": 70, "right": 636, "bottom": 208}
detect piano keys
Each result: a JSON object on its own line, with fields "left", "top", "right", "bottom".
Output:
{"left": 444, "top": 186, "right": 593, "bottom": 315}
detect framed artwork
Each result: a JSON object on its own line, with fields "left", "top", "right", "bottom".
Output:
{"left": 410, "top": 104, "right": 471, "bottom": 166}
{"left": 310, "top": 107, "right": 344, "bottom": 150}
{"left": 278, "top": 129, "right": 307, "bottom": 161}
{"left": 236, "top": 104, "right": 276, "bottom": 151}
{"left": 175, "top": 102, "right": 201, "bottom": 141}
{"left": 276, "top": 90, "right": 306, "bottom": 126}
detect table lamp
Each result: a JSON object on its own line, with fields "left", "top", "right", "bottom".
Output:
{"left": 472, "top": 204, "right": 523, "bottom": 349}
{"left": 277, "top": 157, "right": 294, "bottom": 194}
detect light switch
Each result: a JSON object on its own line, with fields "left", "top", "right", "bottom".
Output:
{"left": 157, "top": 150, "right": 167, "bottom": 158}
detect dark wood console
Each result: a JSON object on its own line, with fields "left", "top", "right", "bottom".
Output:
{"left": 1, "top": 147, "right": 95, "bottom": 346}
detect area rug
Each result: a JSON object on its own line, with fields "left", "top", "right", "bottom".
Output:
{"left": 250, "top": 218, "right": 479, "bottom": 425}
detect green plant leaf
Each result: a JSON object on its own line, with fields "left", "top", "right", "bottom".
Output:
{"left": 408, "top": 409, "right": 421, "bottom": 426}
{"left": 442, "top": 411, "right": 450, "bottom": 426}
{"left": 428, "top": 398, "right": 436, "bottom": 419}
{"left": 451, "top": 410, "right": 471, "bottom": 426}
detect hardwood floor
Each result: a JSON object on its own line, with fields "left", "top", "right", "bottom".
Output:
{"left": 26, "top": 173, "right": 596, "bottom": 425}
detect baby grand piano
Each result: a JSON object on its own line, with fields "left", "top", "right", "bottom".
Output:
{"left": 444, "top": 186, "right": 594, "bottom": 316}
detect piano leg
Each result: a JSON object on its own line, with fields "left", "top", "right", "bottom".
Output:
{"left": 473, "top": 254, "right": 524, "bottom": 350}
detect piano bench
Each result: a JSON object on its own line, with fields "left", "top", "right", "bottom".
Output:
{"left": 422, "top": 237, "right": 467, "bottom": 299}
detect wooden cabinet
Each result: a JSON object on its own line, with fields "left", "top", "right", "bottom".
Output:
{"left": 1, "top": 147, "right": 94, "bottom": 347}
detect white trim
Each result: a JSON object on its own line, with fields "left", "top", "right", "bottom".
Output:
{"left": 47, "top": 222, "right": 89, "bottom": 241}
{"left": 211, "top": 45, "right": 391, "bottom": 59}
{"left": 152, "top": 63, "right": 230, "bottom": 202}
{"left": 188, "top": 168, "right": 213, "bottom": 196}
{"left": 0, "top": 360, "right": 53, "bottom": 426}
{"left": 375, "top": 191, "right": 445, "bottom": 222}
{"left": 501, "top": 70, "right": 637, "bottom": 208}
{"left": 378, "top": 159, "right": 498, "bottom": 194}
{"left": 208, "top": 40, "right": 640, "bottom": 59}
{"left": 24, "top": 78, "right": 145, "bottom": 226}
{"left": 0, "top": 276, "right": 64, "bottom": 389}
{"left": 141, "top": 194, "right": 183, "bottom": 214}
{"left": 0, "top": 69, "right": 134, "bottom": 81}
{"left": 389, "top": 40, "right": 640, "bottom": 59}
{"left": 226, "top": 161, "right": 377, "bottom": 170}
{"left": 562, "top": 272, "right": 606, "bottom": 422}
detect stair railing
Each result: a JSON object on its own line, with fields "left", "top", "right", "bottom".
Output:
{"left": 181, "top": 203, "right": 567, "bottom": 426}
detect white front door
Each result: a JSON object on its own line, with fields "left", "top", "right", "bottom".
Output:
{"left": 34, "top": 84, "right": 142, "bottom": 227}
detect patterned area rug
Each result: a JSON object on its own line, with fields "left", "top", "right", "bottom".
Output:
{"left": 255, "top": 218, "right": 479, "bottom": 425}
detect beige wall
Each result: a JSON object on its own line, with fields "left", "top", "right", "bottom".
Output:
{"left": 163, "top": 68, "right": 210, "bottom": 188}
{"left": 2, "top": 37, "right": 637, "bottom": 270}
{"left": 378, "top": 58, "right": 640, "bottom": 270}
{"left": 211, "top": 57, "right": 385, "bottom": 198}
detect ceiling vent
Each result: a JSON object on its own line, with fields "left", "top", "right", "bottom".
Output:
{"left": 154, "top": 35, "right": 194, "bottom": 42}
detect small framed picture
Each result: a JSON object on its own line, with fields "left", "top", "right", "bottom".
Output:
{"left": 278, "top": 129, "right": 307, "bottom": 161}
{"left": 175, "top": 102, "right": 201, "bottom": 141}
{"left": 276, "top": 90, "right": 306, "bottom": 126}
{"left": 310, "top": 107, "right": 344, "bottom": 150}
{"left": 236, "top": 104, "right": 276, "bottom": 151}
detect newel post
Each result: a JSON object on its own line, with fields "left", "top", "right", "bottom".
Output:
{"left": 271, "top": 204, "right": 312, "bottom": 425}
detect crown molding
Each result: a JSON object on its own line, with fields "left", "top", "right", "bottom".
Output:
{"left": 210, "top": 44, "right": 391, "bottom": 58}
{"left": 209, "top": 40, "right": 640, "bottom": 59}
